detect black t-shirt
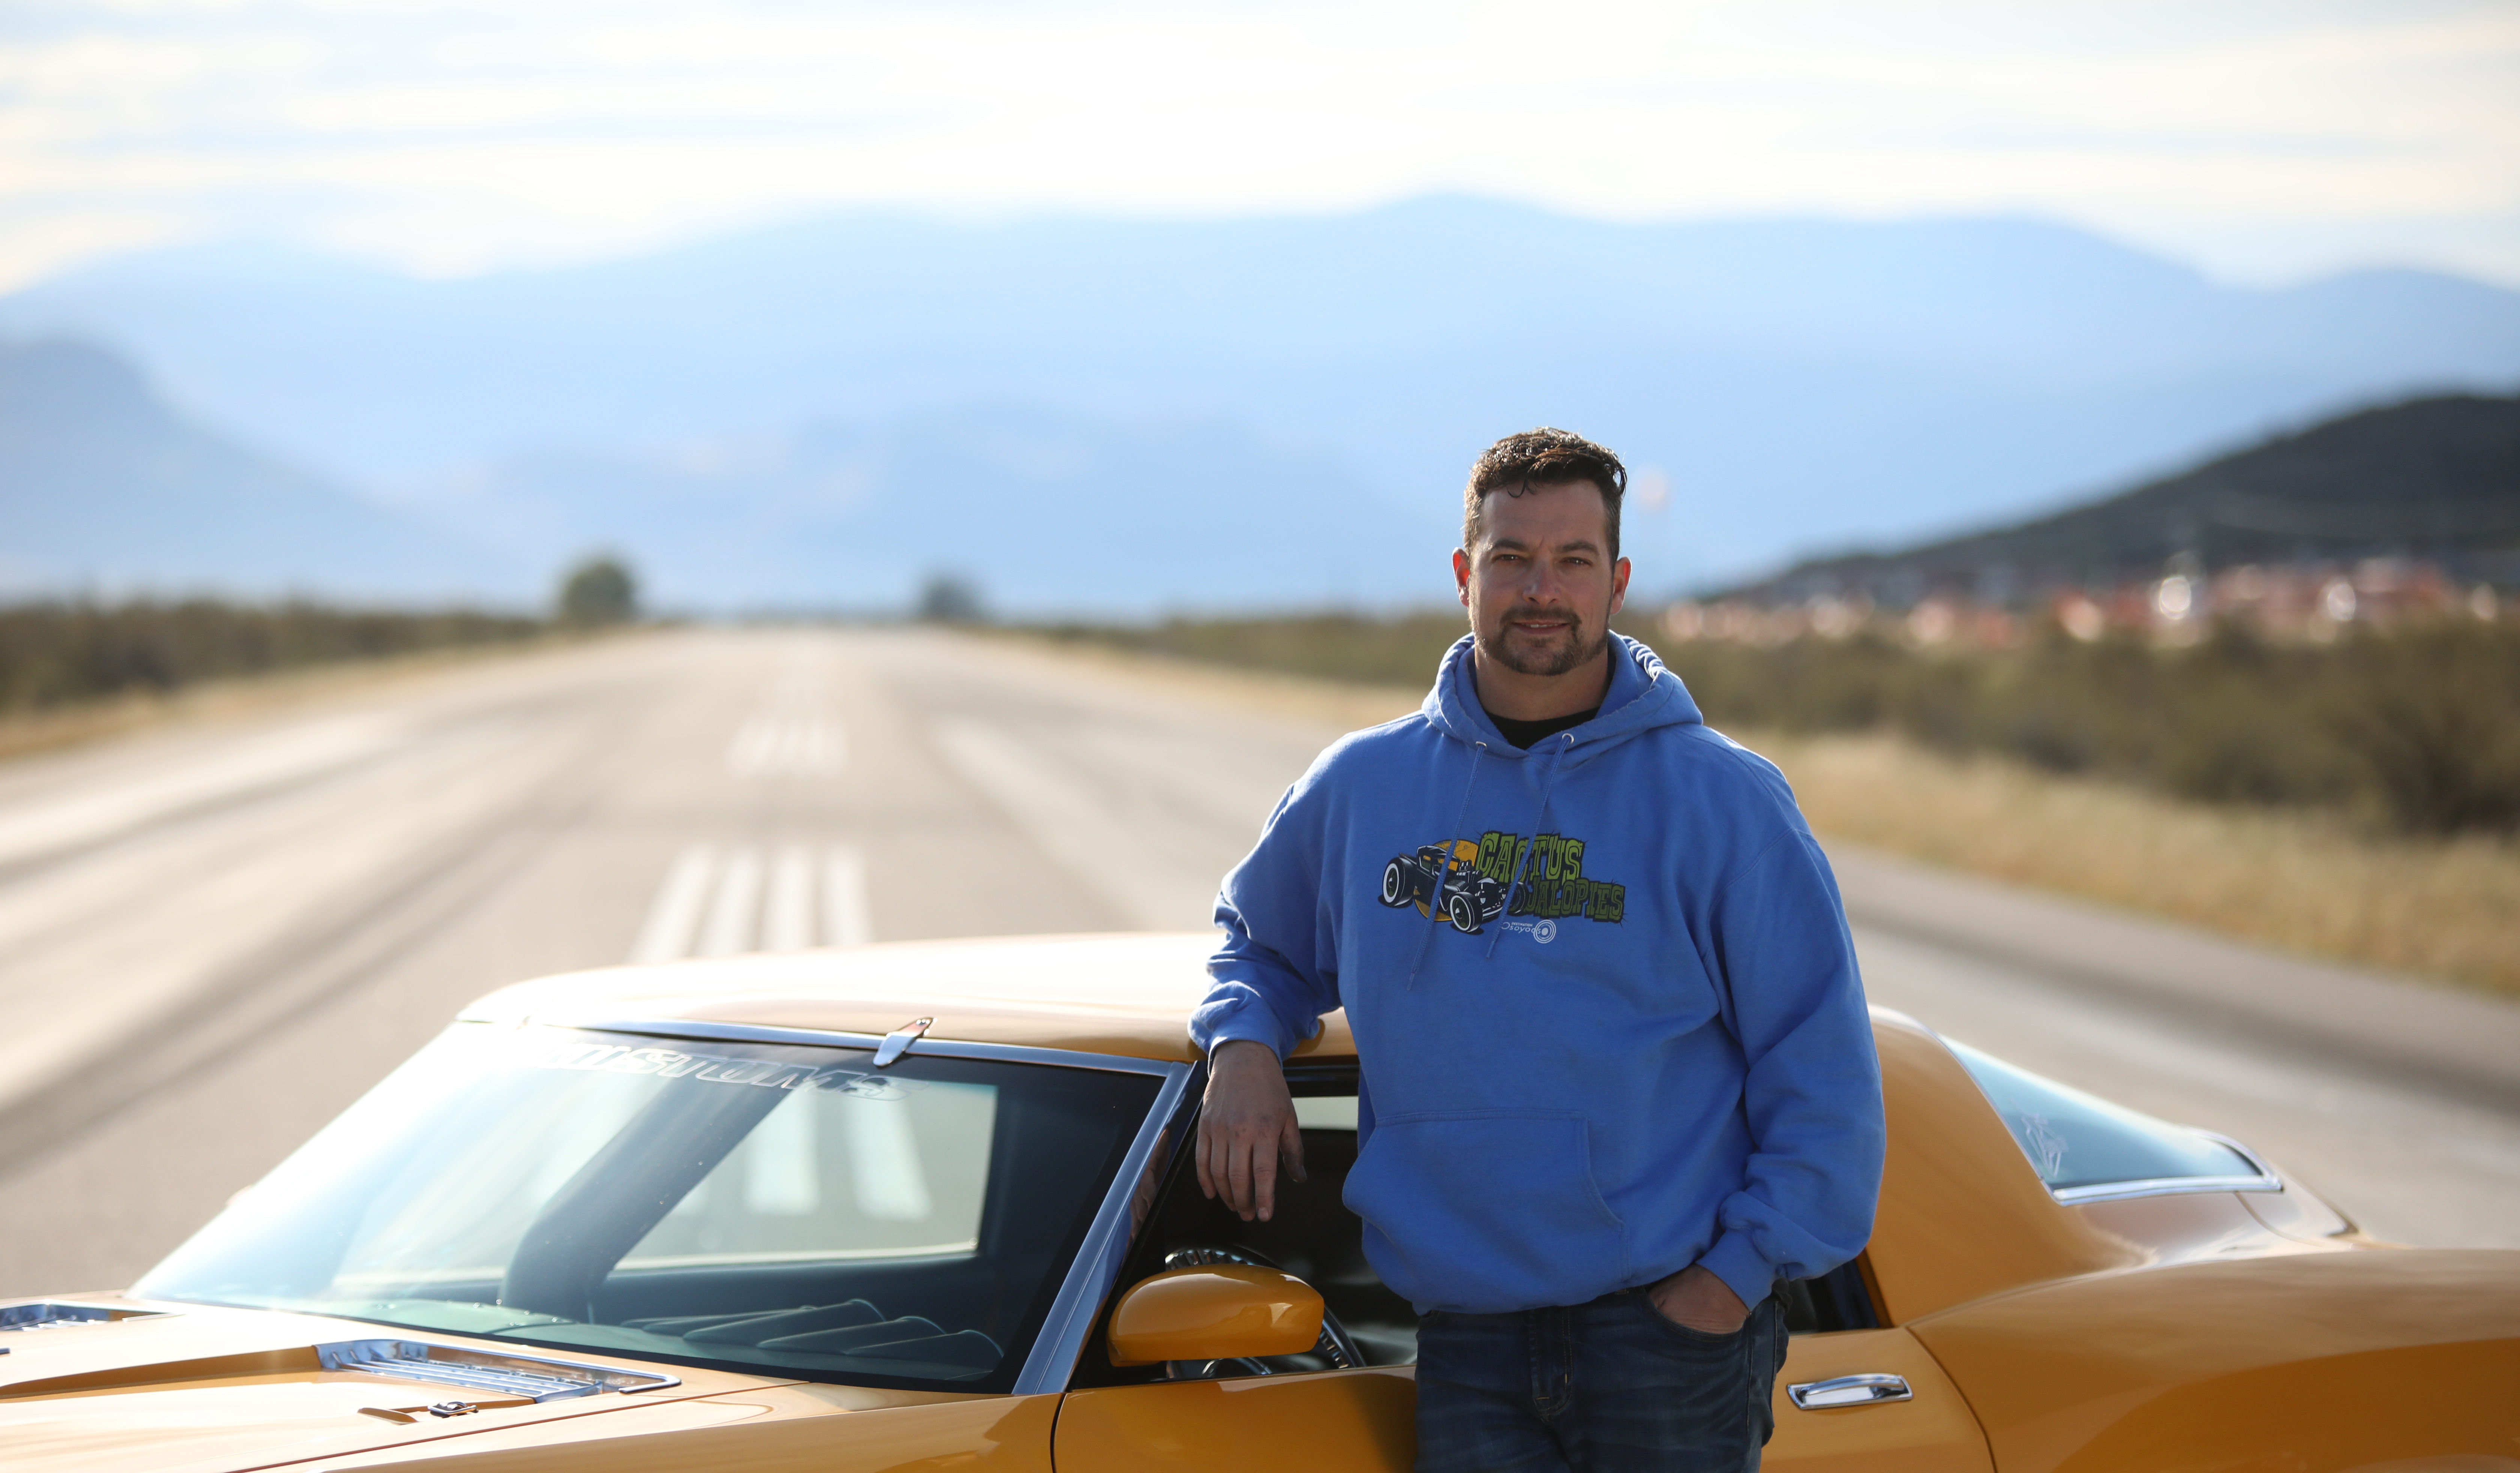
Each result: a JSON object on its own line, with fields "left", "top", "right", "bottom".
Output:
{"left": 1484, "top": 705, "right": 1600, "bottom": 750}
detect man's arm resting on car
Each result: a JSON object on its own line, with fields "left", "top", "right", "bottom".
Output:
{"left": 1195, "top": 1039, "right": 1307, "bottom": 1222}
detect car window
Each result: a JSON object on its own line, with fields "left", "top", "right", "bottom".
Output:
{"left": 1291, "top": 1095, "right": 1359, "bottom": 1131}
{"left": 1947, "top": 1039, "right": 2266, "bottom": 1200}
{"left": 137, "top": 1024, "right": 1163, "bottom": 1392}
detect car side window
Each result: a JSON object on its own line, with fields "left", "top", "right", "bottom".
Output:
{"left": 1076, "top": 1066, "right": 1419, "bottom": 1386}
{"left": 1949, "top": 1039, "right": 2271, "bottom": 1201}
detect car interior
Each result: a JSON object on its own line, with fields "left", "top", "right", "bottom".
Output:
{"left": 1072, "top": 1061, "right": 1880, "bottom": 1388}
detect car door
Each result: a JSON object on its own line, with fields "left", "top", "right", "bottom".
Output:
{"left": 1054, "top": 1071, "right": 1986, "bottom": 1473}
{"left": 1052, "top": 1074, "right": 1422, "bottom": 1472}
{"left": 1055, "top": 1368, "right": 1418, "bottom": 1473}
{"left": 1765, "top": 1318, "right": 1993, "bottom": 1472}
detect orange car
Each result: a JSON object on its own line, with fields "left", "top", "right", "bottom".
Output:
{"left": 6, "top": 932, "right": 2516, "bottom": 1472}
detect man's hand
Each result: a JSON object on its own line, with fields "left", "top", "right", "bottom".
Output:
{"left": 1647, "top": 1264, "right": 1750, "bottom": 1334}
{"left": 1195, "top": 1040, "right": 1305, "bottom": 1222}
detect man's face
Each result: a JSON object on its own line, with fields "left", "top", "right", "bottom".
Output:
{"left": 1452, "top": 480, "right": 1631, "bottom": 677}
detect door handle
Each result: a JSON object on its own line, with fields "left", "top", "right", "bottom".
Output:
{"left": 1787, "top": 1374, "right": 1913, "bottom": 1410}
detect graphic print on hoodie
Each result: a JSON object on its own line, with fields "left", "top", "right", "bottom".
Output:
{"left": 1376, "top": 830, "right": 1628, "bottom": 937}
{"left": 1196, "top": 633, "right": 1887, "bottom": 1316}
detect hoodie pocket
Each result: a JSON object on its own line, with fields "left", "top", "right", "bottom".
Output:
{"left": 1344, "top": 1112, "right": 1628, "bottom": 1309}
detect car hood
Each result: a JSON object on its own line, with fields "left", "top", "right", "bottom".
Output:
{"left": 0, "top": 1295, "right": 790, "bottom": 1473}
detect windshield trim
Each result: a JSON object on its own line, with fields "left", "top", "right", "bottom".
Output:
{"left": 500, "top": 1014, "right": 1184, "bottom": 1079}
{"left": 499, "top": 1015, "right": 1197, "bottom": 1395}
{"left": 2048, "top": 1130, "right": 2283, "bottom": 1204}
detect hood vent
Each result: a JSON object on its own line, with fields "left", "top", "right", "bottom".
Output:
{"left": 0, "top": 1303, "right": 170, "bottom": 1331}
{"left": 316, "top": 1340, "right": 679, "bottom": 1401}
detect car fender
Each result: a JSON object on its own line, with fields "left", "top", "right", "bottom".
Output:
{"left": 1906, "top": 1248, "right": 2520, "bottom": 1470}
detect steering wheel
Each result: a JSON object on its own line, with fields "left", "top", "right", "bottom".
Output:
{"left": 1160, "top": 1245, "right": 1366, "bottom": 1375}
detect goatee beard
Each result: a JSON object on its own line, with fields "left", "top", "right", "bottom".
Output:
{"left": 1478, "top": 608, "right": 1609, "bottom": 677}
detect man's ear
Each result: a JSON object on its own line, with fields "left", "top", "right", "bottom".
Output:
{"left": 1608, "top": 556, "right": 1631, "bottom": 618}
{"left": 1453, "top": 547, "right": 1474, "bottom": 608}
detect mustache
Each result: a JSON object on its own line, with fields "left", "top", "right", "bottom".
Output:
{"left": 1501, "top": 603, "right": 1583, "bottom": 627}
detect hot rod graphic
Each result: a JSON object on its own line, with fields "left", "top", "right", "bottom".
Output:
{"left": 1377, "top": 841, "right": 1511, "bottom": 934}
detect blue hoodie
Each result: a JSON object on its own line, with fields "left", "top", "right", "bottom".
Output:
{"left": 1194, "top": 633, "right": 1884, "bottom": 1316}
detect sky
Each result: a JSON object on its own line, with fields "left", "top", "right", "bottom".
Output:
{"left": 3, "top": 0, "right": 2517, "bottom": 291}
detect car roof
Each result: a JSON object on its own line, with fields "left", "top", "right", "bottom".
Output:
{"left": 462, "top": 932, "right": 1350, "bottom": 1064}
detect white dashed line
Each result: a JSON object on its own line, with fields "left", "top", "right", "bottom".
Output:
{"left": 628, "top": 842, "right": 873, "bottom": 961}
{"left": 764, "top": 844, "right": 817, "bottom": 952}
{"left": 628, "top": 844, "right": 717, "bottom": 964}
{"left": 824, "top": 846, "right": 872, "bottom": 947}
{"left": 697, "top": 847, "right": 765, "bottom": 956}
{"left": 726, "top": 716, "right": 846, "bottom": 778}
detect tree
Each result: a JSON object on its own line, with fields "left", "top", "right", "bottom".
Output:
{"left": 558, "top": 556, "right": 639, "bottom": 626}
{"left": 915, "top": 572, "right": 986, "bottom": 624}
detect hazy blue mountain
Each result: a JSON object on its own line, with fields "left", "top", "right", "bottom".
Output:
{"left": 6, "top": 199, "right": 2516, "bottom": 607}
{"left": 431, "top": 408, "right": 1437, "bottom": 614}
{"left": 0, "top": 339, "right": 503, "bottom": 600}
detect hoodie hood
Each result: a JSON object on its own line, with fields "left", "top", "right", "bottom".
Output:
{"left": 1421, "top": 632, "right": 1702, "bottom": 763}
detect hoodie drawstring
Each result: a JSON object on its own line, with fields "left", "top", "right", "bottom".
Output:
{"left": 1485, "top": 732, "right": 1569, "bottom": 960}
{"left": 1406, "top": 741, "right": 1487, "bottom": 989}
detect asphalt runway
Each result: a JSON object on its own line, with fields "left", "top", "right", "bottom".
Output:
{"left": 3, "top": 626, "right": 2515, "bottom": 1295}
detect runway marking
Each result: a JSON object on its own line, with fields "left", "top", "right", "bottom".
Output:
{"left": 825, "top": 846, "right": 872, "bottom": 948}
{"left": 764, "top": 844, "right": 817, "bottom": 953}
{"left": 628, "top": 845, "right": 717, "bottom": 964}
{"left": 697, "top": 847, "right": 765, "bottom": 957}
{"left": 628, "top": 843, "right": 873, "bottom": 961}
{"left": 727, "top": 716, "right": 846, "bottom": 778}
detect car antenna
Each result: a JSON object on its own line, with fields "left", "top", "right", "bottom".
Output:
{"left": 874, "top": 1017, "right": 933, "bottom": 1068}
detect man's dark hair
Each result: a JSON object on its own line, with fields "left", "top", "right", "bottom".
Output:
{"left": 1463, "top": 428, "right": 1628, "bottom": 562}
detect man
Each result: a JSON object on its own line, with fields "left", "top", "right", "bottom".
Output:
{"left": 1192, "top": 429, "right": 1884, "bottom": 1472}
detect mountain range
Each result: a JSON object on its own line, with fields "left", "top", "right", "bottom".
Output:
{"left": 1727, "top": 394, "right": 2520, "bottom": 605}
{"left": 0, "top": 340, "right": 490, "bottom": 600}
{"left": 4, "top": 198, "right": 2517, "bottom": 612}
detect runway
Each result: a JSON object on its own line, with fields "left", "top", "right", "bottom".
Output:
{"left": 3, "top": 625, "right": 2515, "bottom": 1294}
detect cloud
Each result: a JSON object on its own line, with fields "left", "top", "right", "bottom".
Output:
{"left": 2, "top": 0, "right": 2515, "bottom": 286}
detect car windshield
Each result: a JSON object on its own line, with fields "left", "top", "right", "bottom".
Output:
{"left": 1948, "top": 1039, "right": 2264, "bottom": 1199}
{"left": 136, "top": 1024, "right": 1164, "bottom": 1390}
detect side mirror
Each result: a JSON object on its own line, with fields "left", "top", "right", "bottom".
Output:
{"left": 1106, "top": 1264, "right": 1324, "bottom": 1366}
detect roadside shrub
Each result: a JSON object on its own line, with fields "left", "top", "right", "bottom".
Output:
{"left": 557, "top": 556, "right": 640, "bottom": 626}
{"left": 2320, "top": 624, "right": 2520, "bottom": 833}
{"left": 1031, "top": 608, "right": 2520, "bottom": 836}
{"left": 0, "top": 600, "right": 543, "bottom": 714}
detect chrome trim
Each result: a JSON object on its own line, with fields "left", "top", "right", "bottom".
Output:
{"left": 1788, "top": 1373, "right": 1912, "bottom": 1410}
{"left": 2049, "top": 1132, "right": 2283, "bottom": 1205}
{"left": 504, "top": 1015, "right": 1184, "bottom": 1078}
{"left": 2053, "top": 1175, "right": 2278, "bottom": 1204}
{"left": 1009, "top": 1059, "right": 1197, "bottom": 1395}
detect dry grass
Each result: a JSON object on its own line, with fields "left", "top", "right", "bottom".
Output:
{"left": 0, "top": 632, "right": 591, "bottom": 765}
{"left": 1750, "top": 729, "right": 2520, "bottom": 999}
{"left": 999, "top": 633, "right": 2520, "bottom": 999}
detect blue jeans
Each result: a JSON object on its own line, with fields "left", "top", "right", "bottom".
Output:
{"left": 1413, "top": 1290, "right": 1787, "bottom": 1473}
